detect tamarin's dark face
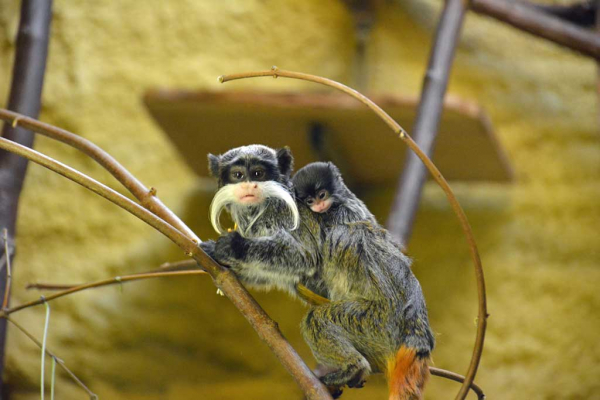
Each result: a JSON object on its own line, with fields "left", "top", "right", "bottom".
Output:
{"left": 292, "top": 162, "right": 342, "bottom": 214}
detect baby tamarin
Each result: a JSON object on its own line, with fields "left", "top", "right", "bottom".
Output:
{"left": 292, "top": 162, "right": 435, "bottom": 400}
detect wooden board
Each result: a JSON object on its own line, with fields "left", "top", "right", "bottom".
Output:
{"left": 143, "top": 90, "right": 514, "bottom": 186}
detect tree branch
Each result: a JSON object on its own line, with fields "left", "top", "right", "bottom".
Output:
{"left": 534, "top": 0, "right": 596, "bottom": 27}
{"left": 387, "top": 0, "right": 467, "bottom": 246}
{"left": 0, "top": 135, "right": 331, "bottom": 399}
{"left": 430, "top": 367, "right": 485, "bottom": 399}
{"left": 0, "top": 109, "right": 199, "bottom": 242}
{"left": 6, "top": 317, "right": 97, "bottom": 399}
{"left": 219, "top": 67, "right": 488, "bottom": 400}
{"left": 7, "top": 270, "right": 208, "bottom": 314}
{"left": 0, "top": 0, "right": 53, "bottom": 388}
{"left": 470, "top": 0, "right": 600, "bottom": 60}
{"left": 1, "top": 229, "right": 12, "bottom": 310}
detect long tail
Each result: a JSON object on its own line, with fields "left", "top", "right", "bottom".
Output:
{"left": 386, "top": 346, "right": 430, "bottom": 400}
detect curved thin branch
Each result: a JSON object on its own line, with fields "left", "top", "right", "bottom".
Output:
{"left": 430, "top": 367, "right": 485, "bottom": 399}
{"left": 0, "top": 136, "right": 332, "bottom": 399}
{"left": 0, "top": 109, "right": 199, "bottom": 242}
{"left": 219, "top": 68, "right": 488, "bottom": 400}
{"left": 8, "top": 270, "right": 208, "bottom": 315}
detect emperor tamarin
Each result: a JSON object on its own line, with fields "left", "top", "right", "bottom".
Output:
{"left": 199, "top": 144, "right": 324, "bottom": 299}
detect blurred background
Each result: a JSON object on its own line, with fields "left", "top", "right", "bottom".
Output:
{"left": 0, "top": 0, "right": 599, "bottom": 399}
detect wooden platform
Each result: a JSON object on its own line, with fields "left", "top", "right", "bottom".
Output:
{"left": 143, "top": 90, "right": 514, "bottom": 187}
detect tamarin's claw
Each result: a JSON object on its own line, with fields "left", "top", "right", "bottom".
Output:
{"left": 326, "top": 386, "right": 343, "bottom": 399}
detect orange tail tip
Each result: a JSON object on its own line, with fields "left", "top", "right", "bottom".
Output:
{"left": 386, "top": 346, "right": 430, "bottom": 400}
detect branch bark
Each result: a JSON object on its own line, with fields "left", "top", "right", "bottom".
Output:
{"left": 0, "top": 0, "right": 53, "bottom": 391}
{"left": 219, "top": 67, "right": 488, "bottom": 400}
{"left": 0, "top": 109, "right": 199, "bottom": 243}
{"left": 0, "top": 135, "right": 331, "bottom": 399}
{"left": 470, "top": 0, "right": 600, "bottom": 60}
{"left": 386, "top": 0, "right": 467, "bottom": 246}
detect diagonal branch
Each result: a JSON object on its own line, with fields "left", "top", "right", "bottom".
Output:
{"left": 0, "top": 109, "right": 199, "bottom": 242}
{"left": 0, "top": 136, "right": 332, "bottom": 399}
{"left": 470, "top": 0, "right": 600, "bottom": 60}
{"left": 219, "top": 67, "right": 487, "bottom": 400}
{"left": 6, "top": 317, "right": 97, "bottom": 399}
{"left": 387, "top": 0, "right": 467, "bottom": 246}
{"left": 1, "top": 229, "right": 12, "bottom": 310}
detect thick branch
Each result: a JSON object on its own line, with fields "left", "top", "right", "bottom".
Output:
{"left": 535, "top": 1, "right": 596, "bottom": 27}
{"left": 470, "top": 0, "right": 600, "bottom": 60}
{"left": 0, "top": 0, "right": 53, "bottom": 389}
{"left": 387, "top": 0, "right": 467, "bottom": 246}
{"left": 0, "top": 136, "right": 331, "bottom": 399}
{"left": 0, "top": 108, "right": 199, "bottom": 242}
{"left": 219, "top": 68, "right": 488, "bottom": 400}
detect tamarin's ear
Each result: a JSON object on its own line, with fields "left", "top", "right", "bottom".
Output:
{"left": 327, "top": 162, "right": 342, "bottom": 178}
{"left": 208, "top": 154, "right": 220, "bottom": 177}
{"left": 276, "top": 147, "right": 294, "bottom": 178}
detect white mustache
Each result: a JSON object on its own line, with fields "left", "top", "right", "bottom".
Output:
{"left": 209, "top": 181, "right": 299, "bottom": 236}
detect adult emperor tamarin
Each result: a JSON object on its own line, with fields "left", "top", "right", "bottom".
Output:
{"left": 200, "top": 144, "right": 326, "bottom": 299}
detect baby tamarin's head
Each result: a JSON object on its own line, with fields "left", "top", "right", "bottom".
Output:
{"left": 292, "top": 162, "right": 348, "bottom": 214}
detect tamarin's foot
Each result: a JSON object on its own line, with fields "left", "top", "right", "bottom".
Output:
{"left": 327, "top": 386, "right": 343, "bottom": 399}
{"left": 346, "top": 372, "right": 366, "bottom": 389}
{"left": 320, "top": 364, "right": 369, "bottom": 389}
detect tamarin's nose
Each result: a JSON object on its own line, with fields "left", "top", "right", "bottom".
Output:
{"left": 240, "top": 182, "right": 258, "bottom": 190}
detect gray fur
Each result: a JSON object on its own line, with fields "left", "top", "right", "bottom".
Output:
{"left": 201, "top": 145, "right": 322, "bottom": 298}
{"left": 293, "top": 162, "right": 434, "bottom": 389}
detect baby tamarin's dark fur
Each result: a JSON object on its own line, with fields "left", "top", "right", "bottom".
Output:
{"left": 292, "top": 162, "right": 435, "bottom": 400}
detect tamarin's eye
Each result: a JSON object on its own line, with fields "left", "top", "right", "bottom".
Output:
{"left": 318, "top": 190, "right": 329, "bottom": 200}
{"left": 306, "top": 198, "right": 315, "bottom": 206}
{"left": 252, "top": 169, "right": 265, "bottom": 179}
{"left": 231, "top": 171, "right": 245, "bottom": 181}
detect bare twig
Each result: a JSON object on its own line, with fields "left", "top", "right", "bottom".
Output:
{"left": 430, "top": 367, "right": 485, "bottom": 399}
{"left": 2, "top": 229, "right": 12, "bottom": 310}
{"left": 0, "top": 136, "right": 332, "bottom": 399}
{"left": 26, "top": 262, "right": 204, "bottom": 292}
{"left": 17, "top": 270, "right": 208, "bottom": 309}
{"left": 219, "top": 68, "right": 488, "bottom": 400}
{"left": 159, "top": 259, "right": 199, "bottom": 270}
{"left": 0, "top": 108, "right": 199, "bottom": 243}
{"left": 388, "top": 0, "right": 467, "bottom": 245}
{"left": 470, "top": 0, "right": 600, "bottom": 59}
{"left": 6, "top": 317, "right": 97, "bottom": 399}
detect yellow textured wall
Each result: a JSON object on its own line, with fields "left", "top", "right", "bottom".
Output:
{"left": 0, "top": 1, "right": 598, "bottom": 399}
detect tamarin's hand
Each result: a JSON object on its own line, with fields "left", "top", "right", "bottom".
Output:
{"left": 199, "top": 240, "right": 216, "bottom": 259}
{"left": 214, "top": 231, "right": 248, "bottom": 262}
